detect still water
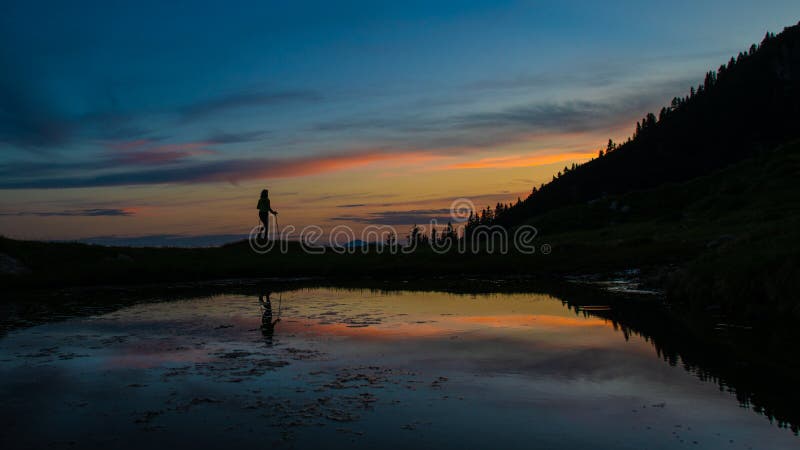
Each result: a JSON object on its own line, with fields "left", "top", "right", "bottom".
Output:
{"left": 0, "top": 288, "right": 796, "bottom": 449}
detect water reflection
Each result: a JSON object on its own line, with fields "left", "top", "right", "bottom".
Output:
{"left": 258, "top": 291, "right": 281, "bottom": 347}
{"left": 0, "top": 285, "right": 797, "bottom": 450}
{"left": 541, "top": 283, "right": 800, "bottom": 435}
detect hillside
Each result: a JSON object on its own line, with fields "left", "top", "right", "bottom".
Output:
{"left": 485, "top": 21, "right": 800, "bottom": 227}
{"left": 532, "top": 140, "right": 800, "bottom": 320}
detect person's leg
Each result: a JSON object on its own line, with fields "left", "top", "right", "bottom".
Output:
{"left": 259, "top": 212, "right": 269, "bottom": 239}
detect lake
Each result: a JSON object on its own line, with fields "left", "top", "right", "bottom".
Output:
{"left": 0, "top": 287, "right": 797, "bottom": 449}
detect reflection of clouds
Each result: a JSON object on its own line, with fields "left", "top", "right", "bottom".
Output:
{"left": 80, "top": 292, "right": 656, "bottom": 381}
{"left": 278, "top": 318, "right": 451, "bottom": 340}
{"left": 105, "top": 347, "right": 212, "bottom": 369}
{"left": 266, "top": 303, "right": 665, "bottom": 383}
{"left": 452, "top": 314, "right": 609, "bottom": 329}
{"left": 104, "top": 337, "right": 213, "bottom": 369}
{"left": 2, "top": 289, "right": 797, "bottom": 449}
{"left": 273, "top": 313, "right": 668, "bottom": 384}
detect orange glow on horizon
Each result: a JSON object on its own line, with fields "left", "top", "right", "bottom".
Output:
{"left": 437, "top": 152, "right": 595, "bottom": 170}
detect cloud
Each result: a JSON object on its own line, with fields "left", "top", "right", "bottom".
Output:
{"left": 205, "top": 130, "right": 269, "bottom": 144}
{"left": 77, "top": 233, "right": 246, "bottom": 247}
{"left": 0, "top": 72, "right": 700, "bottom": 190}
{"left": 178, "top": 89, "right": 323, "bottom": 121}
{"left": 437, "top": 151, "right": 595, "bottom": 170}
{"left": 0, "top": 208, "right": 134, "bottom": 217}
{"left": 0, "top": 159, "right": 114, "bottom": 179}
{"left": 107, "top": 141, "right": 216, "bottom": 165}
{"left": 464, "top": 48, "right": 733, "bottom": 93}
{"left": 329, "top": 192, "right": 526, "bottom": 211}
{"left": 465, "top": 70, "right": 620, "bottom": 92}
{"left": 332, "top": 208, "right": 453, "bottom": 225}
{"left": 0, "top": 150, "right": 432, "bottom": 189}
{"left": 452, "top": 100, "right": 609, "bottom": 133}
{"left": 313, "top": 76, "right": 697, "bottom": 152}
{"left": 305, "top": 192, "right": 397, "bottom": 203}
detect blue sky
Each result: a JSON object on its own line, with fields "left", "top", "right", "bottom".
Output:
{"left": 1, "top": 1, "right": 799, "bottom": 240}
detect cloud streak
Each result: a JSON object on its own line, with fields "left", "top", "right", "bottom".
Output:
{"left": 78, "top": 233, "right": 246, "bottom": 247}
{"left": 0, "top": 150, "right": 433, "bottom": 189}
{"left": 178, "top": 89, "right": 323, "bottom": 121}
{"left": 107, "top": 141, "right": 216, "bottom": 166}
{"left": 0, "top": 73, "right": 699, "bottom": 189}
{"left": 205, "top": 130, "right": 269, "bottom": 144}
{"left": 331, "top": 208, "right": 453, "bottom": 225}
{"left": 313, "top": 76, "right": 697, "bottom": 152}
{"left": 437, "top": 151, "right": 596, "bottom": 170}
{"left": 0, "top": 208, "right": 134, "bottom": 217}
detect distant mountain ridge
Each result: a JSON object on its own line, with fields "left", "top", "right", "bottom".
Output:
{"left": 483, "top": 21, "right": 800, "bottom": 228}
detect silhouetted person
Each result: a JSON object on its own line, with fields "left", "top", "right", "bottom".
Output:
{"left": 256, "top": 189, "right": 278, "bottom": 239}
{"left": 258, "top": 291, "right": 280, "bottom": 347}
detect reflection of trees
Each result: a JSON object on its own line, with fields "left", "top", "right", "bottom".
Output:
{"left": 552, "top": 284, "right": 800, "bottom": 435}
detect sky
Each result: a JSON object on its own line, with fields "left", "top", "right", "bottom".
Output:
{"left": 2, "top": 0, "right": 799, "bottom": 244}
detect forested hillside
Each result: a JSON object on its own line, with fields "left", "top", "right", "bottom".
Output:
{"left": 475, "top": 22, "right": 800, "bottom": 229}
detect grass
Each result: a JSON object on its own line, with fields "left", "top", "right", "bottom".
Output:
{"left": 523, "top": 140, "right": 800, "bottom": 320}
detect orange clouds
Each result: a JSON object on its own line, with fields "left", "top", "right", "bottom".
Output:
{"left": 439, "top": 152, "right": 595, "bottom": 170}
{"left": 230, "top": 148, "right": 594, "bottom": 182}
{"left": 193, "top": 150, "right": 442, "bottom": 183}
{"left": 255, "top": 151, "right": 438, "bottom": 178}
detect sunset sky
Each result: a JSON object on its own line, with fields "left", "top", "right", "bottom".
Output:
{"left": 2, "top": 1, "right": 799, "bottom": 244}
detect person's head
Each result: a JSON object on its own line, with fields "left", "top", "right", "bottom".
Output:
{"left": 261, "top": 189, "right": 269, "bottom": 199}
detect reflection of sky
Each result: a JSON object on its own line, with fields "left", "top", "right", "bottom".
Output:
{"left": 2, "top": 1, "right": 800, "bottom": 240}
{"left": 0, "top": 289, "right": 798, "bottom": 448}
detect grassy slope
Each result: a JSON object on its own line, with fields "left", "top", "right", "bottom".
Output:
{"left": 526, "top": 140, "right": 800, "bottom": 318}
{"left": 2, "top": 142, "right": 799, "bottom": 318}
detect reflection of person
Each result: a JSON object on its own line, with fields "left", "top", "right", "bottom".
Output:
{"left": 256, "top": 189, "right": 278, "bottom": 239}
{"left": 258, "top": 291, "right": 280, "bottom": 347}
